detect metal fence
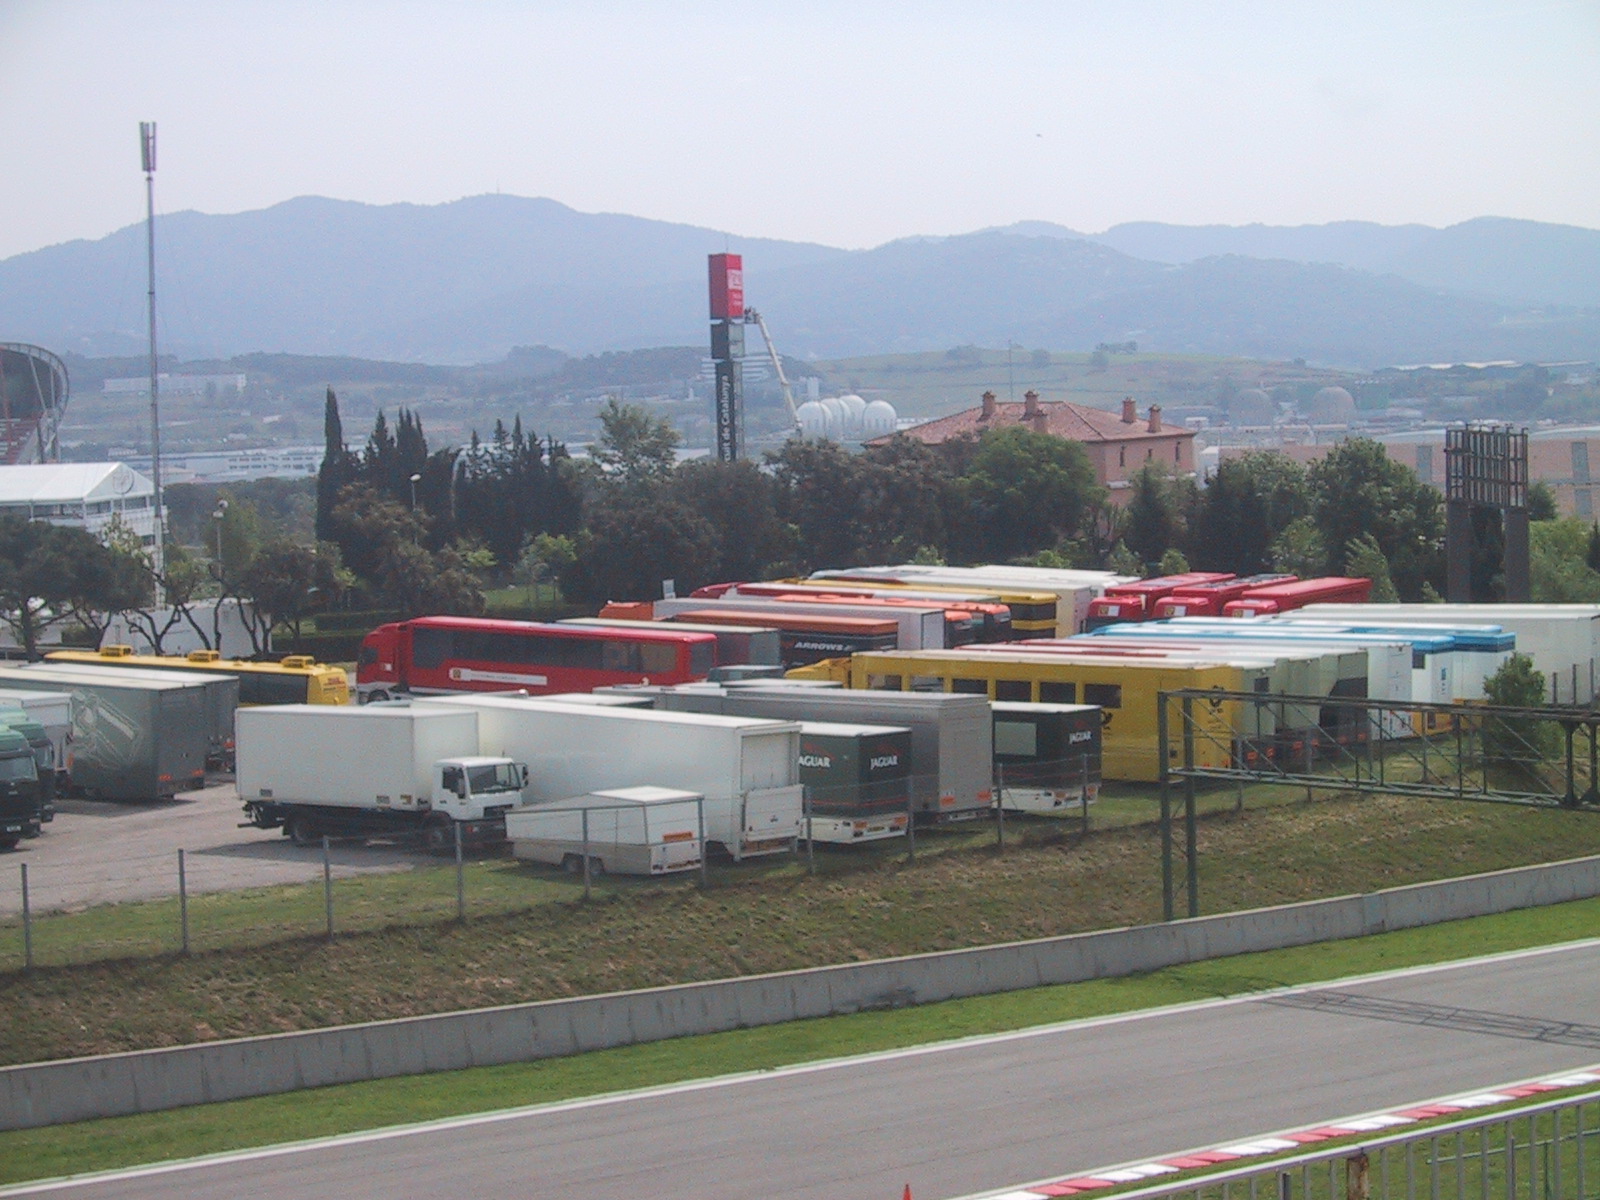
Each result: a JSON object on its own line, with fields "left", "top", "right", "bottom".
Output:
{"left": 1098, "top": 1087, "right": 1600, "bottom": 1200}
{"left": 0, "top": 758, "right": 1106, "bottom": 972}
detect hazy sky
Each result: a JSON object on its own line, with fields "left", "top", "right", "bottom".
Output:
{"left": 3, "top": 1, "right": 1597, "bottom": 262}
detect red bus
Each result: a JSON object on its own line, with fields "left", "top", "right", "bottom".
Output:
{"left": 357, "top": 616, "right": 717, "bottom": 703}
{"left": 1222, "top": 576, "right": 1374, "bottom": 617}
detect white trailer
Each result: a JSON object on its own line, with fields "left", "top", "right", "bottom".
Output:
{"left": 508, "top": 786, "right": 704, "bottom": 876}
{"left": 237, "top": 705, "right": 527, "bottom": 847}
{"left": 1302, "top": 604, "right": 1598, "bottom": 703}
{"left": 651, "top": 596, "right": 949, "bottom": 650}
{"left": 421, "top": 693, "right": 803, "bottom": 859}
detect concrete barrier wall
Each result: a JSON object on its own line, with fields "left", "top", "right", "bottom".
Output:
{"left": 6, "top": 854, "right": 1600, "bottom": 1131}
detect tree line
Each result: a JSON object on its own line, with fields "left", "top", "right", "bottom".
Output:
{"left": 5, "top": 391, "right": 1595, "bottom": 658}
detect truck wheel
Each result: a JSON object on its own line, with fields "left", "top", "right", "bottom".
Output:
{"left": 588, "top": 856, "right": 606, "bottom": 877}
{"left": 364, "top": 690, "right": 391, "bottom": 705}
{"left": 0, "top": 837, "right": 19, "bottom": 851}
{"left": 423, "top": 815, "right": 453, "bottom": 854}
{"left": 561, "top": 853, "right": 582, "bottom": 874}
{"left": 287, "top": 817, "right": 319, "bottom": 846}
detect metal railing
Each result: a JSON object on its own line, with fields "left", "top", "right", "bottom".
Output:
{"left": 1093, "top": 1087, "right": 1600, "bottom": 1200}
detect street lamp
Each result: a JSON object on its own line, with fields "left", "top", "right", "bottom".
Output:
{"left": 409, "top": 473, "right": 422, "bottom": 510}
{"left": 212, "top": 500, "right": 229, "bottom": 576}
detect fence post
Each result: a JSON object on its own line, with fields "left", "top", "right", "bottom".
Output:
{"left": 581, "top": 806, "right": 591, "bottom": 902}
{"left": 20, "top": 862, "right": 32, "bottom": 971}
{"left": 1345, "top": 1150, "right": 1370, "bottom": 1200}
{"left": 1158, "top": 692, "right": 1174, "bottom": 923}
{"left": 803, "top": 786, "right": 814, "bottom": 876}
{"left": 178, "top": 848, "right": 190, "bottom": 954}
{"left": 994, "top": 763, "right": 1005, "bottom": 852}
{"left": 697, "top": 797, "right": 708, "bottom": 890}
{"left": 453, "top": 820, "right": 465, "bottom": 922}
{"left": 906, "top": 787, "right": 916, "bottom": 862}
{"left": 1182, "top": 693, "right": 1199, "bottom": 920}
{"left": 322, "top": 835, "right": 334, "bottom": 940}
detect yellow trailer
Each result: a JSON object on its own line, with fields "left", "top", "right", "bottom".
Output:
{"left": 812, "top": 648, "right": 1249, "bottom": 782}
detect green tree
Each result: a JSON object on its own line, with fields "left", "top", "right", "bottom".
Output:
{"left": 1344, "top": 533, "right": 1400, "bottom": 602}
{"left": 1482, "top": 653, "right": 1556, "bottom": 776}
{"left": 767, "top": 439, "right": 870, "bottom": 571}
{"left": 559, "top": 494, "right": 721, "bottom": 607}
{"left": 1529, "top": 482, "right": 1558, "bottom": 522}
{"left": 1269, "top": 516, "right": 1328, "bottom": 577}
{"left": 315, "top": 387, "right": 357, "bottom": 545}
{"left": 591, "top": 397, "right": 680, "bottom": 484}
{"left": 1123, "top": 463, "right": 1190, "bottom": 567}
{"left": 957, "top": 427, "right": 1102, "bottom": 563}
{"left": 1106, "top": 540, "right": 1142, "bottom": 577}
{"left": 668, "top": 459, "right": 786, "bottom": 583}
{"left": 1308, "top": 439, "right": 1443, "bottom": 599}
{"left": 237, "top": 540, "right": 349, "bottom": 644}
{"left": 1531, "top": 518, "right": 1600, "bottom": 602}
{"left": 1190, "top": 452, "right": 1309, "bottom": 575}
{"left": 0, "top": 518, "right": 145, "bottom": 657}
{"left": 1158, "top": 547, "right": 1190, "bottom": 576}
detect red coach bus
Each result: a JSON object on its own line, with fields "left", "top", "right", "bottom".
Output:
{"left": 1222, "top": 576, "right": 1374, "bottom": 617}
{"left": 357, "top": 616, "right": 717, "bottom": 703}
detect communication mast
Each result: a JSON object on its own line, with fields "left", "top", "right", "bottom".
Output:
{"left": 140, "top": 120, "right": 165, "bottom": 577}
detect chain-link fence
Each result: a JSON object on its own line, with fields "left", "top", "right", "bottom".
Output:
{"left": 1094, "top": 1087, "right": 1600, "bottom": 1200}
{"left": 0, "top": 755, "right": 1114, "bottom": 972}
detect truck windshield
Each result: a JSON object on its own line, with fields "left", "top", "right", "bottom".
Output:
{"left": 0, "top": 755, "right": 38, "bottom": 782}
{"left": 467, "top": 763, "right": 521, "bottom": 794}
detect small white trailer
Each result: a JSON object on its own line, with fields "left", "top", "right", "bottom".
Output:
{"left": 237, "top": 705, "right": 528, "bottom": 847}
{"left": 507, "top": 786, "right": 704, "bottom": 876}
{"left": 420, "top": 693, "right": 804, "bottom": 859}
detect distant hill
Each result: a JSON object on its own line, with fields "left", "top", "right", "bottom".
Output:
{"left": 2, "top": 196, "right": 1597, "bottom": 368}
{"left": 990, "top": 217, "right": 1600, "bottom": 309}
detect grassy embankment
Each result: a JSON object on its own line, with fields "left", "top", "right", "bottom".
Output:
{"left": 3, "top": 894, "right": 1598, "bottom": 1186}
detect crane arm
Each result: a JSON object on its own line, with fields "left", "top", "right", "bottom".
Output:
{"left": 745, "top": 308, "right": 800, "bottom": 429}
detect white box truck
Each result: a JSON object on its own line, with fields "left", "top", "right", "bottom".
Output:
{"left": 237, "top": 705, "right": 528, "bottom": 848}
{"left": 507, "top": 786, "right": 703, "bottom": 876}
{"left": 421, "top": 693, "right": 803, "bottom": 859}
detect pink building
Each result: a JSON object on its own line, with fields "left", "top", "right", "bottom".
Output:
{"left": 873, "top": 392, "right": 1196, "bottom": 505}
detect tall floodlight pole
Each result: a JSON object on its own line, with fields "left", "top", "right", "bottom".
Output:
{"left": 140, "top": 121, "right": 164, "bottom": 577}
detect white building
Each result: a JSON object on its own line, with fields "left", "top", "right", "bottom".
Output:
{"left": 0, "top": 462, "right": 159, "bottom": 550}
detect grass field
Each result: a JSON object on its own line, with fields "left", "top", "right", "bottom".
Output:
{"left": 3, "top": 898, "right": 1598, "bottom": 1187}
{"left": 5, "top": 786, "right": 1600, "bottom": 1071}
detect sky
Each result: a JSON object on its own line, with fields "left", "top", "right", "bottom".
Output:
{"left": 2, "top": 0, "right": 1598, "bottom": 262}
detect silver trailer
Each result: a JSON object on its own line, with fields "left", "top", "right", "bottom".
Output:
{"left": 16, "top": 661, "right": 238, "bottom": 769}
{"left": 507, "top": 787, "right": 704, "bottom": 876}
{"left": 641, "top": 684, "right": 995, "bottom": 825}
{"left": 0, "top": 665, "right": 210, "bottom": 802}
{"left": 421, "top": 693, "right": 804, "bottom": 860}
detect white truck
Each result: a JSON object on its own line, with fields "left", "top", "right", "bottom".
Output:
{"left": 420, "top": 693, "right": 803, "bottom": 859}
{"left": 237, "top": 705, "right": 528, "bottom": 848}
{"left": 507, "top": 786, "right": 704, "bottom": 876}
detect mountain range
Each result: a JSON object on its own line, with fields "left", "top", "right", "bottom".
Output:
{"left": 1, "top": 195, "right": 1596, "bottom": 368}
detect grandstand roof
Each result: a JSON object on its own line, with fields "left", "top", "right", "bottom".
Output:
{"left": 0, "top": 462, "right": 152, "bottom": 504}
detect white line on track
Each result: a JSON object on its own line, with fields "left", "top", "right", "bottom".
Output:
{"left": 7, "top": 934, "right": 1600, "bottom": 1196}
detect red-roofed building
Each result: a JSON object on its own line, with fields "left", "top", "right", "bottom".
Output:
{"left": 873, "top": 391, "right": 1197, "bottom": 504}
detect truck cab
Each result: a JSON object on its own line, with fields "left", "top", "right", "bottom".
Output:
{"left": 0, "top": 727, "right": 42, "bottom": 848}
{"left": 427, "top": 756, "right": 528, "bottom": 846}
{"left": 0, "top": 717, "right": 55, "bottom": 823}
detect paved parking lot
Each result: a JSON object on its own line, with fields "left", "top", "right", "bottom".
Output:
{"left": 0, "top": 780, "right": 418, "bottom": 915}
